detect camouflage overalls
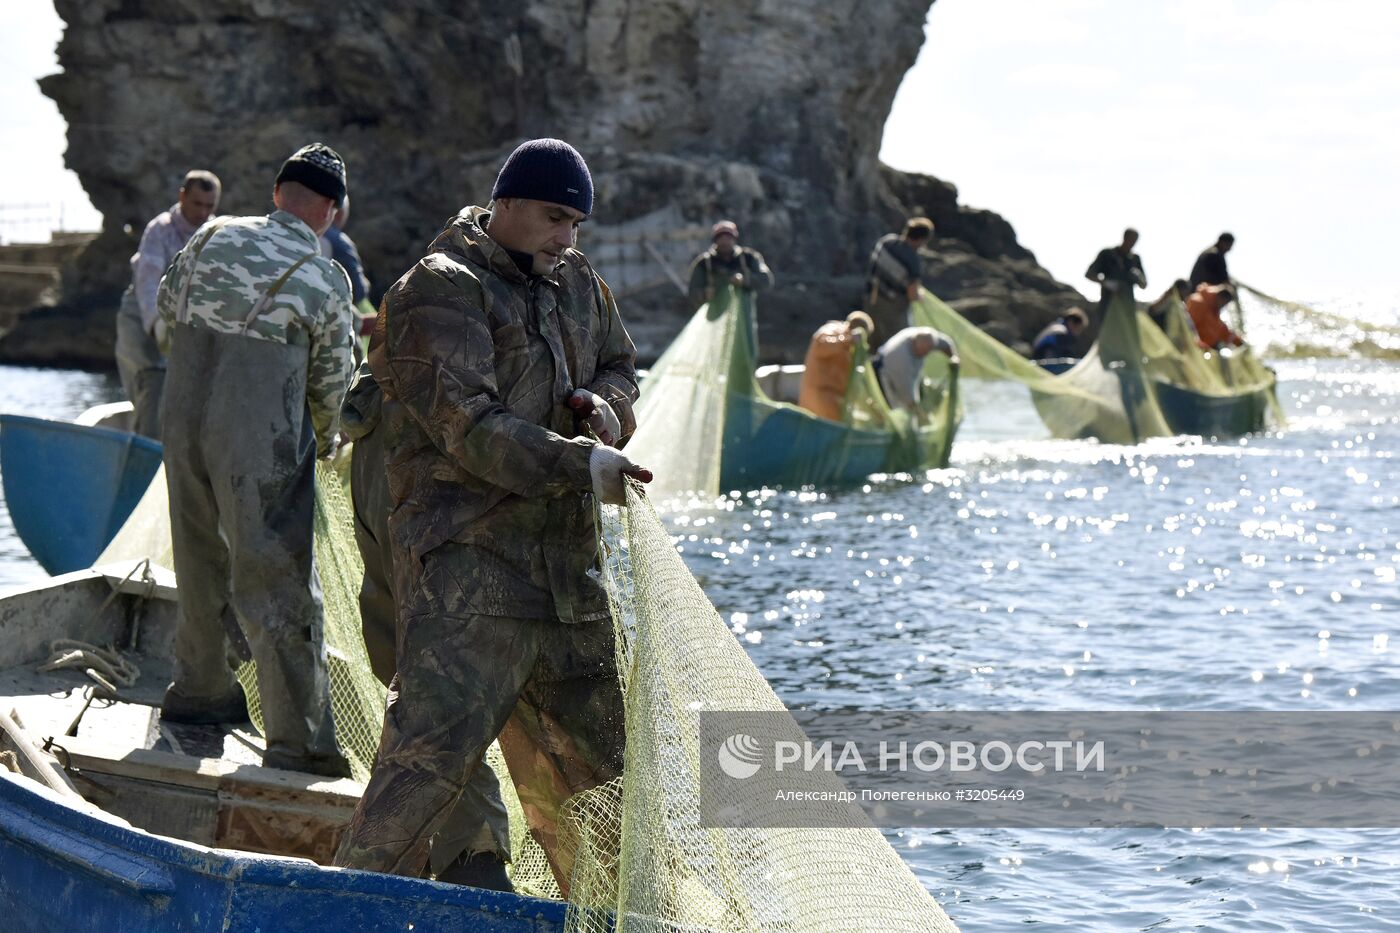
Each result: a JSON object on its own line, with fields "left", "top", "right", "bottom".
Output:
{"left": 333, "top": 207, "right": 638, "bottom": 891}
{"left": 340, "top": 362, "right": 512, "bottom": 875}
{"left": 155, "top": 209, "right": 355, "bottom": 768}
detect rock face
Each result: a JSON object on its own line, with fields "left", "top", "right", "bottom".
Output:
{"left": 8, "top": 0, "right": 1087, "bottom": 367}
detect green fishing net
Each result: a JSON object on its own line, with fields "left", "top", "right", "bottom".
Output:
{"left": 1235, "top": 281, "right": 1400, "bottom": 359}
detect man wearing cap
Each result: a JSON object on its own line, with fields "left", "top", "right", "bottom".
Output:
{"left": 865, "top": 216, "right": 933, "bottom": 347}
{"left": 333, "top": 138, "right": 648, "bottom": 890}
{"left": 686, "top": 220, "right": 774, "bottom": 311}
{"left": 154, "top": 143, "right": 356, "bottom": 778}
{"left": 114, "top": 169, "right": 221, "bottom": 439}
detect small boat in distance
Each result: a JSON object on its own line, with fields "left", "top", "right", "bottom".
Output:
{"left": 913, "top": 290, "right": 1281, "bottom": 444}
{"left": 629, "top": 287, "right": 961, "bottom": 497}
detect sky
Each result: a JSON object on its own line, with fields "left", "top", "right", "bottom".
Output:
{"left": 0, "top": 1, "right": 100, "bottom": 241}
{"left": 3, "top": 0, "right": 1397, "bottom": 301}
{"left": 882, "top": 0, "right": 1400, "bottom": 301}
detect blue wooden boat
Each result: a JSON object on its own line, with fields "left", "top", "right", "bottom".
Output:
{"left": 0, "top": 773, "right": 566, "bottom": 933}
{"left": 724, "top": 362, "right": 959, "bottom": 489}
{"left": 0, "top": 411, "right": 163, "bottom": 575}
{"left": 0, "top": 564, "right": 570, "bottom": 932}
{"left": 1150, "top": 369, "right": 1274, "bottom": 438}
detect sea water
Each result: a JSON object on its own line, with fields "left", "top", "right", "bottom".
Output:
{"left": 671, "top": 356, "right": 1400, "bottom": 931}
{"left": 1, "top": 346, "right": 1396, "bottom": 930}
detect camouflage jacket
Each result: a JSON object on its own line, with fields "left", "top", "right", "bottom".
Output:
{"left": 156, "top": 209, "right": 356, "bottom": 453}
{"left": 371, "top": 206, "right": 638, "bottom": 623}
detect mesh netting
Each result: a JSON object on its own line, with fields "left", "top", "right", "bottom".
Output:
{"left": 627, "top": 286, "right": 960, "bottom": 499}
{"left": 1235, "top": 281, "right": 1400, "bottom": 359}
{"left": 553, "top": 486, "right": 959, "bottom": 933}
{"left": 911, "top": 289, "right": 1281, "bottom": 441}
{"left": 233, "top": 462, "right": 387, "bottom": 782}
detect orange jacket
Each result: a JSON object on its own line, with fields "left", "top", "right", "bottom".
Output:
{"left": 798, "top": 322, "right": 859, "bottom": 421}
{"left": 1187, "top": 285, "right": 1242, "bottom": 349}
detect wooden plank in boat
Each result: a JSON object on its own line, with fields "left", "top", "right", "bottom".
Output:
{"left": 0, "top": 708, "right": 82, "bottom": 799}
{"left": 55, "top": 732, "right": 361, "bottom": 797}
{"left": 53, "top": 733, "right": 362, "bottom": 863}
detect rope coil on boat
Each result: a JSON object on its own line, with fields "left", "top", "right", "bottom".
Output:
{"left": 38, "top": 640, "right": 140, "bottom": 690}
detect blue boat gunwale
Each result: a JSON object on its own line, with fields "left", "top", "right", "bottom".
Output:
{"left": 0, "top": 770, "right": 568, "bottom": 923}
{"left": 0, "top": 413, "right": 164, "bottom": 457}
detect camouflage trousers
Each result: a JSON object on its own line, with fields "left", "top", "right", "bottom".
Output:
{"left": 114, "top": 286, "right": 165, "bottom": 440}
{"left": 332, "top": 540, "right": 626, "bottom": 891}
{"left": 348, "top": 418, "right": 512, "bottom": 874}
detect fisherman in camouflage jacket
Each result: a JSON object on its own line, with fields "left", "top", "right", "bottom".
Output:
{"left": 335, "top": 139, "right": 649, "bottom": 892}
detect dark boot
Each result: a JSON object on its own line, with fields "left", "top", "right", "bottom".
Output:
{"left": 435, "top": 851, "right": 513, "bottom": 892}
{"left": 160, "top": 683, "right": 249, "bottom": 725}
{"left": 262, "top": 748, "right": 353, "bottom": 780}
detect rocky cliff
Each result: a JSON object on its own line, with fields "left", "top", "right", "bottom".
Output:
{"left": 3, "top": 0, "right": 1085, "bottom": 367}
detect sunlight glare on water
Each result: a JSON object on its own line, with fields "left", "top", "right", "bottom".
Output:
{"left": 670, "top": 357, "right": 1400, "bottom": 931}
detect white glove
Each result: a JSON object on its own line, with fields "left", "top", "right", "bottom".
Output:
{"left": 570, "top": 389, "right": 621, "bottom": 446}
{"left": 590, "top": 445, "right": 647, "bottom": 506}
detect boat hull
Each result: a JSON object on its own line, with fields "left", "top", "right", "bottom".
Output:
{"left": 718, "top": 391, "right": 957, "bottom": 490}
{"left": 0, "top": 773, "right": 567, "bottom": 933}
{"left": 0, "top": 415, "right": 163, "bottom": 575}
{"left": 1152, "top": 378, "right": 1273, "bottom": 438}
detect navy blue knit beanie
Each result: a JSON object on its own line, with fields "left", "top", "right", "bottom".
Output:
{"left": 491, "top": 138, "right": 593, "bottom": 215}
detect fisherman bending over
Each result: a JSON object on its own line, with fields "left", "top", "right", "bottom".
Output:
{"left": 334, "top": 139, "right": 649, "bottom": 891}
{"left": 155, "top": 144, "right": 355, "bottom": 777}
{"left": 1189, "top": 232, "right": 1233, "bottom": 291}
{"left": 797, "top": 310, "right": 875, "bottom": 422}
{"left": 1031, "top": 307, "right": 1088, "bottom": 361}
{"left": 865, "top": 216, "right": 933, "bottom": 346}
{"left": 875, "top": 326, "right": 957, "bottom": 424}
{"left": 1147, "top": 279, "right": 1192, "bottom": 332}
{"left": 115, "top": 169, "right": 221, "bottom": 439}
{"left": 1186, "top": 283, "right": 1243, "bottom": 349}
{"left": 1086, "top": 228, "right": 1147, "bottom": 316}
